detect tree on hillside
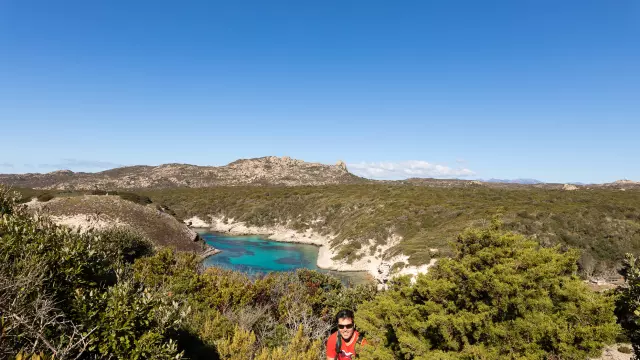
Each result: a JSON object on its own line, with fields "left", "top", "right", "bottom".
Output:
{"left": 356, "top": 223, "right": 619, "bottom": 359}
{"left": 615, "top": 254, "right": 640, "bottom": 358}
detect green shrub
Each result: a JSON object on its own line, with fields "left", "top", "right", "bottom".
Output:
{"left": 356, "top": 225, "right": 620, "bottom": 359}
{"left": 72, "top": 278, "right": 186, "bottom": 359}
{"left": 615, "top": 254, "right": 640, "bottom": 356}
{"left": 0, "top": 186, "right": 21, "bottom": 215}
{"left": 36, "top": 193, "right": 54, "bottom": 202}
{"left": 15, "top": 351, "right": 54, "bottom": 360}
{"left": 217, "top": 325, "right": 322, "bottom": 360}
{"left": 94, "top": 227, "right": 154, "bottom": 263}
{"left": 390, "top": 261, "right": 406, "bottom": 273}
{"left": 131, "top": 249, "right": 376, "bottom": 357}
{"left": 618, "top": 345, "right": 632, "bottom": 354}
{"left": 0, "top": 185, "right": 183, "bottom": 359}
{"left": 133, "top": 248, "right": 206, "bottom": 301}
{"left": 119, "top": 192, "right": 152, "bottom": 205}
{"left": 156, "top": 203, "right": 179, "bottom": 218}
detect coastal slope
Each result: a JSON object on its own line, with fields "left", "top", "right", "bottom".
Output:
{"left": 186, "top": 215, "right": 435, "bottom": 283}
{"left": 26, "top": 195, "right": 213, "bottom": 255}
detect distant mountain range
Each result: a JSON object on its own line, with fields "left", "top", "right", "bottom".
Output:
{"left": 485, "top": 178, "right": 543, "bottom": 185}
{"left": 485, "top": 179, "right": 592, "bottom": 186}
{"left": 0, "top": 156, "right": 637, "bottom": 190}
{"left": 0, "top": 156, "right": 364, "bottom": 190}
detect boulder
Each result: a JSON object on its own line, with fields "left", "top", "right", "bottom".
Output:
{"left": 336, "top": 160, "right": 348, "bottom": 171}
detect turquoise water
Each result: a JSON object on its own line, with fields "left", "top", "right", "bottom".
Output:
{"left": 201, "top": 232, "right": 372, "bottom": 285}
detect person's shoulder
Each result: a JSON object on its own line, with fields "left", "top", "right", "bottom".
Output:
{"left": 326, "top": 331, "right": 339, "bottom": 357}
{"left": 326, "top": 331, "right": 338, "bottom": 346}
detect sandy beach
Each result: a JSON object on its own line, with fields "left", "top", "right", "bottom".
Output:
{"left": 185, "top": 215, "right": 437, "bottom": 282}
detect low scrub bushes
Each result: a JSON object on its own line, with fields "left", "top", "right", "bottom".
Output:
{"left": 618, "top": 345, "right": 632, "bottom": 354}
{"left": 118, "top": 192, "right": 152, "bottom": 205}
{"left": 0, "top": 188, "right": 182, "bottom": 359}
{"left": 615, "top": 254, "right": 640, "bottom": 356}
{"left": 36, "top": 193, "right": 54, "bottom": 202}
{"left": 141, "top": 185, "right": 640, "bottom": 275}
{"left": 356, "top": 221, "right": 620, "bottom": 359}
{"left": 131, "top": 250, "right": 377, "bottom": 358}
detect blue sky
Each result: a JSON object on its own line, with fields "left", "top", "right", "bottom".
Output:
{"left": 0, "top": 1, "right": 638, "bottom": 183}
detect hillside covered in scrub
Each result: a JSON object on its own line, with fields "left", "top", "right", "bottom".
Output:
{"left": 140, "top": 184, "right": 640, "bottom": 277}
{"left": 10, "top": 183, "right": 640, "bottom": 277}
{"left": 25, "top": 192, "right": 210, "bottom": 254}
{"left": 3, "top": 185, "right": 639, "bottom": 359}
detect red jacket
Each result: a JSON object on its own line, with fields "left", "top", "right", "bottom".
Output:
{"left": 326, "top": 330, "right": 366, "bottom": 359}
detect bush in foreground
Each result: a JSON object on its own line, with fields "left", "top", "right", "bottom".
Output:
{"left": 0, "top": 187, "right": 184, "bottom": 359}
{"left": 356, "top": 223, "right": 620, "bottom": 359}
{"left": 615, "top": 254, "right": 640, "bottom": 357}
{"left": 132, "top": 249, "right": 377, "bottom": 359}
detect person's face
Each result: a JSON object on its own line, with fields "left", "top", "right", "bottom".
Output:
{"left": 337, "top": 317, "right": 355, "bottom": 340}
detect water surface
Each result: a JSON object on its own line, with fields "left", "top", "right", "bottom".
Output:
{"left": 201, "top": 232, "right": 371, "bottom": 285}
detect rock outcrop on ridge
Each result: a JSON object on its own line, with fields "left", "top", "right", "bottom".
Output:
{"left": 0, "top": 156, "right": 364, "bottom": 190}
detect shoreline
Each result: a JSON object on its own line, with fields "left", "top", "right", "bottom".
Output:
{"left": 199, "top": 246, "right": 222, "bottom": 259}
{"left": 185, "top": 215, "right": 437, "bottom": 284}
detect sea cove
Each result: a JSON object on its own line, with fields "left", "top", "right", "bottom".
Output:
{"left": 201, "top": 232, "right": 372, "bottom": 285}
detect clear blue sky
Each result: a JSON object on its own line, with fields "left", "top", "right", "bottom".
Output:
{"left": 1, "top": 0, "right": 638, "bottom": 183}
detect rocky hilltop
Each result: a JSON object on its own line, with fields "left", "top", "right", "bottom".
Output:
{"left": 1, "top": 156, "right": 637, "bottom": 191}
{"left": 600, "top": 179, "right": 640, "bottom": 190}
{"left": 0, "top": 156, "right": 364, "bottom": 190}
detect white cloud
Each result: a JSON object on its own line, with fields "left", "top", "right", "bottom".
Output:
{"left": 0, "top": 163, "right": 14, "bottom": 168}
{"left": 348, "top": 160, "right": 475, "bottom": 180}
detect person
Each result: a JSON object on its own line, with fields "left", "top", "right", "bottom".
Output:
{"left": 326, "top": 309, "right": 366, "bottom": 360}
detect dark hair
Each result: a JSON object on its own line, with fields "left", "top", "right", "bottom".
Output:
{"left": 335, "top": 309, "right": 354, "bottom": 324}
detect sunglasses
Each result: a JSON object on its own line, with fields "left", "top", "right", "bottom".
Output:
{"left": 338, "top": 323, "right": 354, "bottom": 329}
